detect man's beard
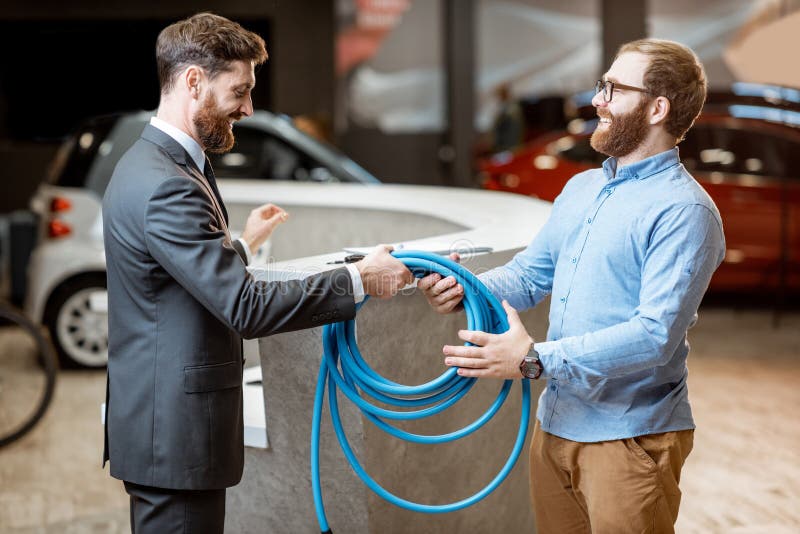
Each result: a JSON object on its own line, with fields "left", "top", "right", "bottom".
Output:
{"left": 193, "top": 94, "right": 240, "bottom": 154}
{"left": 590, "top": 97, "right": 650, "bottom": 158}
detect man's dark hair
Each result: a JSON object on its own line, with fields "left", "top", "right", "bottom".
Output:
{"left": 156, "top": 12, "right": 268, "bottom": 94}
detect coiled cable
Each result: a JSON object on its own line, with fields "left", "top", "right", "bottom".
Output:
{"left": 311, "top": 250, "right": 531, "bottom": 533}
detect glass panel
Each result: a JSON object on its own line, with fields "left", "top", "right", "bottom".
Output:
{"left": 476, "top": 0, "right": 600, "bottom": 145}
{"left": 336, "top": 0, "right": 442, "bottom": 134}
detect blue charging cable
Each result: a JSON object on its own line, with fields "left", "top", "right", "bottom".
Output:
{"left": 311, "top": 250, "right": 531, "bottom": 533}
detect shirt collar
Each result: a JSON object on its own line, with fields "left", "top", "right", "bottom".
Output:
{"left": 149, "top": 116, "right": 206, "bottom": 173}
{"left": 601, "top": 147, "right": 681, "bottom": 183}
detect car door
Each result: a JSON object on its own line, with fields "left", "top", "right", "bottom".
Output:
{"left": 680, "top": 120, "right": 797, "bottom": 291}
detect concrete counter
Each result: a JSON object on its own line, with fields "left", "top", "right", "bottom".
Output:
{"left": 226, "top": 184, "right": 552, "bottom": 533}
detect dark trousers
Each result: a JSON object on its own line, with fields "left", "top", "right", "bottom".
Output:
{"left": 124, "top": 481, "right": 226, "bottom": 534}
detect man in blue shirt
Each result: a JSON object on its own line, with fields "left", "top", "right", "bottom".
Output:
{"left": 420, "top": 39, "right": 725, "bottom": 533}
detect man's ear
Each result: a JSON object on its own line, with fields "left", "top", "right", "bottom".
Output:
{"left": 184, "top": 66, "right": 205, "bottom": 100}
{"left": 650, "top": 96, "right": 670, "bottom": 126}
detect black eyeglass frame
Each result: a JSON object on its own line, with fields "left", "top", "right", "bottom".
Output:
{"left": 594, "top": 79, "right": 652, "bottom": 102}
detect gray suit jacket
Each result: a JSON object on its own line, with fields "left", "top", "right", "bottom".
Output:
{"left": 102, "top": 125, "right": 355, "bottom": 490}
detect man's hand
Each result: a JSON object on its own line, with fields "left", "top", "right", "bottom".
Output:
{"left": 354, "top": 245, "right": 415, "bottom": 299}
{"left": 241, "top": 203, "right": 288, "bottom": 254}
{"left": 418, "top": 253, "right": 463, "bottom": 314}
{"left": 443, "top": 301, "right": 533, "bottom": 379}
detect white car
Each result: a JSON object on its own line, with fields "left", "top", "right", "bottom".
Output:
{"left": 25, "top": 110, "right": 380, "bottom": 368}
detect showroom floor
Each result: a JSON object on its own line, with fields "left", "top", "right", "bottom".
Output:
{"left": 0, "top": 307, "right": 798, "bottom": 534}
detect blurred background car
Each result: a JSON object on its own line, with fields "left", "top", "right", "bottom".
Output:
{"left": 23, "top": 110, "right": 381, "bottom": 368}
{"left": 479, "top": 84, "right": 800, "bottom": 296}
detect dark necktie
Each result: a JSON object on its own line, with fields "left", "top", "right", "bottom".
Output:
{"left": 203, "top": 157, "right": 229, "bottom": 224}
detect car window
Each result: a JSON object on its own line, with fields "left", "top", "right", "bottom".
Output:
{"left": 209, "top": 125, "right": 341, "bottom": 183}
{"left": 50, "top": 113, "right": 378, "bottom": 197}
{"left": 208, "top": 125, "right": 265, "bottom": 179}
{"left": 681, "top": 124, "right": 792, "bottom": 178}
{"left": 558, "top": 137, "right": 605, "bottom": 165}
{"left": 85, "top": 115, "right": 148, "bottom": 197}
{"left": 49, "top": 115, "right": 118, "bottom": 189}
{"left": 782, "top": 136, "right": 800, "bottom": 182}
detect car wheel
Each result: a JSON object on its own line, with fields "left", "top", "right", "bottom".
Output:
{"left": 43, "top": 274, "right": 108, "bottom": 369}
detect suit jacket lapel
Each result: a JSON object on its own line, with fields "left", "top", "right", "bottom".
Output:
{"left": 141, "top": 124, "right": 193, "bottom": 167}
{"left": 141, "top": 124, "right": 231, "bottom": 234}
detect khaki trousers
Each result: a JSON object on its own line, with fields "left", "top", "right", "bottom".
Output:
{"left": 529, "top": 420, "right": 693, "bottom": 534}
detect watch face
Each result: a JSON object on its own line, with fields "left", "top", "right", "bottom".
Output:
{"left": 521, "top": 357, "right": 541, "bottom": 379}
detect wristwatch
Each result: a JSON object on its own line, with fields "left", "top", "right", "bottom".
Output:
{"left": 519, "top": 343, "right": 543, "bottom": 379}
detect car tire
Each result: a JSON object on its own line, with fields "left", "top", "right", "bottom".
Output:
{"left": 43, "top": 273, "right": 108, "bottom": 369}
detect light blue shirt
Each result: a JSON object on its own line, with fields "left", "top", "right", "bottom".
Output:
{"left": 480, "top": 147, "right": 725, "bottom": 442}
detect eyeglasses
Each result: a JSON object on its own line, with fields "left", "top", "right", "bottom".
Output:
{"left": 594, "top": 79, "right": 651, "bottom": 103}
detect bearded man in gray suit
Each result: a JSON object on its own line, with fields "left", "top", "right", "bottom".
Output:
{"left": 102, "top": 12, "right": 412, "bottom": 533}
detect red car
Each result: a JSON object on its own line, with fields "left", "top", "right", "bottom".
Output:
{"left": 480, "top": 103, "right": 800, "bottom": 293}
